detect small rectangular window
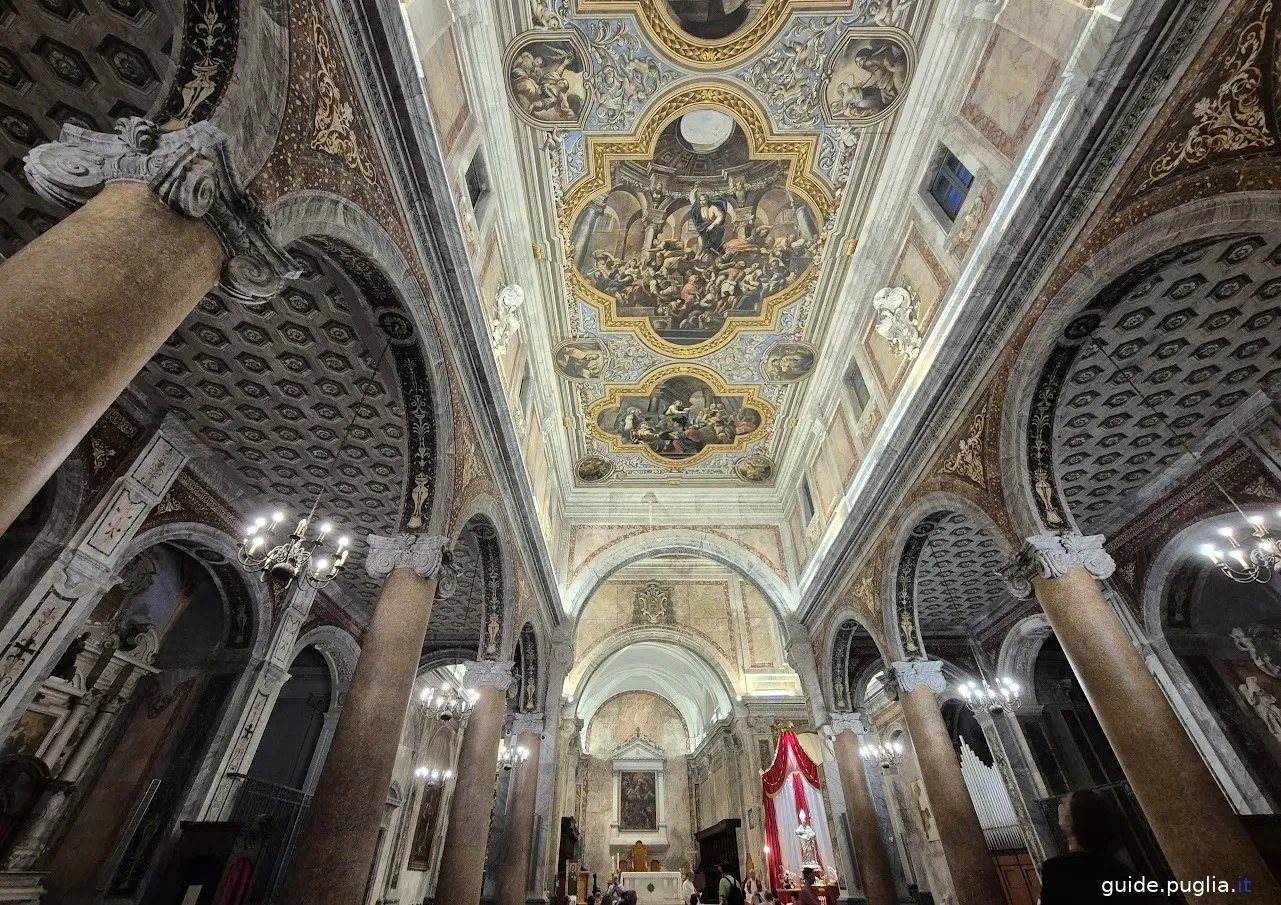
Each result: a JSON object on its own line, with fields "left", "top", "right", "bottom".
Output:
{"left": 929, "top": 149, "right": 974, "bottom": 222}
{"left": 465, "top": 151, "right": 489, "bottom": 208}
{"left": 518, "top": 368, "right": 532, "bottom": 418}
{"left": 846, "top": 361, "right": 871, "bottom": 420}
{"left": 800, "top": 477, "right": 817, "bottom": 525}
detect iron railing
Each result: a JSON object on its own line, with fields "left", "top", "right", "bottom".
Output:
{"left": 228, "top": 774, "right": 313, "bottom": 904}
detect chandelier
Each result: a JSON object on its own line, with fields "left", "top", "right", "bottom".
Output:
{"left": 414, "top": 765, "right": 453, "bottom": 788}
{"left": 238, "top": 512, "right": 350, "bottom": 591}
{"left": 498, "top": 738, "right": 529, "bottom": 771}
{"left": 1200, "top": 514, "right": 1281, "bottom": 584}
{"left": 959, "top": 674, "right": 1021, "bottom": 715}
{"left": 237, "top": 343, "right": 394, "bottom": 590}
{"left": 860, "top": 737, "right": 904, "bottom": 770}
{"left": 420, "top": 683, "right": 477, "bottom": 722}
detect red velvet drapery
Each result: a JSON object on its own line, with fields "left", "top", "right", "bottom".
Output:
{"left": 761, "top": 730, "right": 823, "bottom": 889}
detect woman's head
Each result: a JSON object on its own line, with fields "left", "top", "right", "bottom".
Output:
{"left": 1057, "top": 789, "right": 1119, "bottom": 853}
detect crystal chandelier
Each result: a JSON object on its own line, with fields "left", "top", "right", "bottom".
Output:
{"left": 959, "top": 674, "right": 1021, "bottom": 715}
{"left": 414, "top": 765, "right": 453, "bottom": 788}
{"left": 498, "top": 738, "right": 529, "bottom": 771}
{"left": 1200, "top": 514, "right": 1281, "bottom": 584}
{"left": 237, "top": 343, "right": 394, "bottom": 590}
{"left": 860, "top": 737, "right": 904, "bottom": 770}
{"left": 420, "top": 683, "right": 477, "bottom": 722}
{"left": 238, "top": 511, "right": 350, "bottom": 591}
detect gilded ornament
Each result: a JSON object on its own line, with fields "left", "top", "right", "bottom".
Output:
{"left": 311, "top": 17, "right": 376, "bottom": 181}
{"left": 939, "top": 411, "right": 985, "bottom": 485}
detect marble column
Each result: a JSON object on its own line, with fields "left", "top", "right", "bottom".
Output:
{"left": 433, "top": 659, "right": 514, "bottom": 905}
{"left": 830, "top": 713, "right": 897, "bottom": 905}
{"left": 0, "top": 117, "right": 292, "bottom": 537}
{"left": 282, "top": 534, "right": 449, "bottom": 905}
{"left": 1004, "top": 533, "right": 1281, "bottom": 900}
{"left": 893, "top": 660, "right": 1005, "bottom": 905}
{"left": 499, "top": 713, "right": 545, "bottom": 905}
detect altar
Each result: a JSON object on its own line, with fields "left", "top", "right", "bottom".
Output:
{"left": 620, "top": 871, "right": 683, "bottom": 904}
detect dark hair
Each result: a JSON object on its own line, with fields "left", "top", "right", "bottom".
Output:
{"left": 690, "top": 896, "right": 700, "bottom": 905}
{"left": 1066, "top": 789, "right": 1119, "bottom": 853}
{"left": 802, "top": 867, "right": 815, "bottom": 884}
{"left": 720, "top": 861, "right": 735, "bottom": 876}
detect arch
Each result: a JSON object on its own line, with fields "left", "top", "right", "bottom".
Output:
{"left": 451, "top": 493, "right": 519, "bottom": 660}
{"left": 1136, "top": 510, "right": 1275, "bottom": 812}
{"left": 823, "top": 606, "right": 884, "bottom": 713}
{"left": 203, "top": 0, "right": 289, "bottom": 180}
{"left": 881, "top": 492, "right": 1016, "bottom": 661}
{"left": 419, "top": 647, "right": 479, "bottom": 672}
{"left": 565, "top": 624, "right": 744, "bottom": 702}
{"left": 851, "top": 656, "right": 890, "bottom": 712}
{"left": 564, "top": 527, "right": 793, "bottom": 619}
{"left": 266, "top": 190, "right": 457, "bottom": 538}
{"left": 295, "top": 624, "right": 361, "bottom": 710}
{"left": 572, "top": 637, "right": 736, "bottom": 751}
{"left": 995, "top": 614, "right": 1054, "bottom": 707}
{"left": 516, "top": 620, "right": 543, "bottom": 713}
{"left": 998, "top": 192, "right": 1281, "bottom": 538}
{"left": 120, "top": 522, "right": 272, "bottom": 662}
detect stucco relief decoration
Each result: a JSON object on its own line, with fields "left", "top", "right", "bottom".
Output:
{"left": 505, "top": 31, "right": 591, "bottom": 129}
{"left": 1232, "top": 624, "right": 1281, "bottom": 678}
{"left": 1136, "top": 0, "right": 1274, "bottom": 194}
{"left": 491, "top": 284, "right": 526, "bottom": 355}
{"left": 311, "top": 10, "right": 376, "bottom": 181}
{"left": 872, "top": 286, "right": 922, "bottom": 359}
{"left": 632, "top": 581, "right": 675, "bottom": 625}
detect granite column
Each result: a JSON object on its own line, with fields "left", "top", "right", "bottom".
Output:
{"left": 830, "top": 713, "right": 897, "bottom": 905}
{"left": 433, "top": 659, "right": 513, "bottom": 905}
{"left": 1004, "top": 534, "right": 1281, "bottom": 901}
{"left": 893, "top": 660, "right": 1005, "bottom": 905}
{"left": 498, "top": 714, "right": 544, "bottom": 905}
{"left": 282, "top": 534, "right": 450, "bottom": 905}
{"left": 0, "top": 118, "right": 291, "bottom": 537}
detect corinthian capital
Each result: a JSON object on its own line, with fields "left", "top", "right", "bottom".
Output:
{"left": 891, "top": 659, "right": 946, "bottom": 695}
{"left": 24, "top": 117, "right": 296, "bottom": 303}
{"left": 1001, "top": 532, "right": 1115, "bottom": 599}
{"left": 365, "top": 533, "right": 450, "bottom": 581}
{"left": 828, "top": 711, "right": 868, "bottom": 737}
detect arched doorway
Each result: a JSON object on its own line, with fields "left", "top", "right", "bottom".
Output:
{"left": 232, "top": 646, "right": 335, "bottom": 903}
{"left": 39, "top": 542, "right": 256, "bottom": 904}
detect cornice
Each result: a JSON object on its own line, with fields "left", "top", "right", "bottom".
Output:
{"left": 797, "top": 0, "right": 1217, "bottom": 623}
{"left": 326, "top": 0, "right": 565, "bottom": 626}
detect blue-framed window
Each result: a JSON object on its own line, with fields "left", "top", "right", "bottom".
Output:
{"left": 929, "top": 150, "right": 974, "bottom": 221}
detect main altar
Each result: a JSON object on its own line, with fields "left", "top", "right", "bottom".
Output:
{"left": 620, "top": 870, "right": 683, "bottom": 904}
{"left": 761, "top": 727, "right": 837, "bottom": 889}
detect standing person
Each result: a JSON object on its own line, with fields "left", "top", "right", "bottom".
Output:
{"left": 682, "top": 869, "right": 697, "bottom": 902}
{"left": 1039, "top": 790, "right": 1154, "bottom": 903}
{"left": 797, "top": 868, "right": 822, "bottom": 905}
{"left": 719, "top": 862, "right": 746, "bottom": 905}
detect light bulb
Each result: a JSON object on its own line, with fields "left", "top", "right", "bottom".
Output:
{"left": 314, "top": 558, "right": 329, "bottom": 573}
{"left": 1201, "top": 544, "right": 1221, "bottom": 563}
{"left": 320, "top": 521, "right": 332, "bottom": 536}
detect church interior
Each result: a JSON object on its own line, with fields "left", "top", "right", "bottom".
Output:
{"left": 3, "top": 0, "right": 1281, "bottom": 903}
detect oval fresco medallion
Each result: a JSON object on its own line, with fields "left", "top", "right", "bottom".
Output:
{"left": 553, "top": 338, "right": 608, "bottom": 380}
{"left": 576, "top": 456, "right": 615, "bottom": 483}
{"left": 736, "top": 454, "right": 774, "bottom": 483}
{"left": 821, "top": 29, "right": 916, "bottom": 126}
{"left": 761, "top": 340, "right": 818, "bottom": 383}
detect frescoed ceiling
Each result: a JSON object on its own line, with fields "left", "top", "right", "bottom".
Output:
{"left": 503, "top": 0, "right": 931, "bottom": 487}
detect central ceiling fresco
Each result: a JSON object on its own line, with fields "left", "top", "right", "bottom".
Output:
{"left": 504, "top": 0, "right": 927, "bottom": 486}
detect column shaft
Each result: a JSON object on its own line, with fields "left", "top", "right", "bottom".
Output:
{"left": 833, "top": 731, "right": 897, "bottom": 905}
{"left": 434, "top": 686, "right": 506, "bottom": 905}
{"left": 0, "top": 182, "right": 223, "bottom": 536}
{"left": 498, "top": 729, "right": 542, "bottom": 904}
{"left": 283, "top": 565, "right": 437, "bottom": 905}
{"left": 1034, "top": 567, "right": 1281, "bottom": 900}
{"left": 899, "top": 686, "right": 1005, "bottom": 905}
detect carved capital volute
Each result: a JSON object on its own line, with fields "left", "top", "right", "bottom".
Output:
{"left": 464, "top": 658, "right": 515, "bottom": 691}
{"left": 1001, "top": 532, "right": 1115, "bottom": 600}
{"left": 829, "top": 710, "right": 867, "bottom": 737}
{"left": 511, "top": 711, "right": 545, "bottom": 736}
{"left": 891, "top": 659, "right": 947, "bottom": 695}
{"left": 24, "top": 118, "right": 297, "bottom": 303}
{"left": 365, "top": 533, "right": 450, "bottom": 581}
